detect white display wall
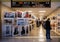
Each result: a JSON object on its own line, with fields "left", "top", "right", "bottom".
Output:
{"left": 2, "top": 11, "right": 34, "bottom": 37}
{"left": 57, "top": 14, "right": 60, "bottom": 34}
{"left": 50, "top": 17, "right": 57, "bottom": 31}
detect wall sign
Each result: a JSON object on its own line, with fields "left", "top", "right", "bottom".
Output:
{"left": 11, "top": 0, "right": 51, "bottom": 8}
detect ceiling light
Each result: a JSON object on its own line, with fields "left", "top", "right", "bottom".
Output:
{"left": 28, "top": 11, "right": 32, "bottom": 12}
{"left": 39, "top": 11, "right": 46, "bottom": 12}
{"left": 24, "top": 11, "right": 32, "bottom": 12}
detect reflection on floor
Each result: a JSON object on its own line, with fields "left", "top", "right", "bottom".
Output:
{"left": 30, "top": 24, "right": 59, "bottom": 37}
{"left": 0, "top": 25, "right": 60, "bottom": 42}
{"left": 0, "top": 38, "right": 60, "bottom": 42}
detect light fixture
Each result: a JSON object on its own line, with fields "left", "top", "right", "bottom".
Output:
{"left": 28, "top": 11, "right": 32, "bottom": 12}
{"left": 39, "top": 11, "right": 46, "bottom": 12}
{"left": 24, "top": 10, "right": 32, "bottom": 12}
{"left": 16, "top": 10, "right": 23, "bottom": 12}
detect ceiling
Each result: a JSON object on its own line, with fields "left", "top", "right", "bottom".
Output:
{"left": 2, "top": 2, "right": 60, "bottom": 18}
{"left": 1, "top": 0, "right": 60, "bottom": 2}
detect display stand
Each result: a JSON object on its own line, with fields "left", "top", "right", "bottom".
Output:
{"left": 2, "top": 12, "right": 15, "bottom": 37}
{"left": 2, "top": 11, "right": 35, "bottom": 37}
{"left": 51, "top": 19, "right": 57, "bottom": 31}
{"left": 56, "top": 14, "right": 60, "bottom": 34}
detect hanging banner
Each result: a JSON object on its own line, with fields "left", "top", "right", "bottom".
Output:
{"left": 11, "top": 0, "right": 51, "bottom": 8}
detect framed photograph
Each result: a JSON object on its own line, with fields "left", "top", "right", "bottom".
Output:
{"left": 4, "top": 19, "right": 14, "bottom": 25}
{"left": 16, "top": 12, "right": 22, "bottom": 18}
{"left": 24, "top": 12, "right": 29, "bottom": 18}
{"left": 58, "top": 27, "right": 60, "bottom": 29}
{"left": 58, "top": 22, "right": 60, "bottom": 26}
{"left": 17, "top": 19, "right": 25, "bottom": 25}
{"left": 3, "top": 25, "right": 12, "bottom": 36}
{"left": 52, "top": 16, "right": 57, "bottom": 20}
{"left": 4, "top": 12, "right": 15, "bottom": 18}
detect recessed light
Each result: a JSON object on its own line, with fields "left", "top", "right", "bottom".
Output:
{"left": 39, "top": 11, "right": 46, "bottom": 12}
{"left": 24, "top": 11, "right": 32, "bottom": 12}
{"left": 28, "top": 11, "right": 32, "bottom": 12}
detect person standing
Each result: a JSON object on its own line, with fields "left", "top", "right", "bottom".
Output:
{"left": 36, "top": 18, "right": 41, "bottom": 27}
{"left": 45, "top": 18, "right": 52, "bottom": 40}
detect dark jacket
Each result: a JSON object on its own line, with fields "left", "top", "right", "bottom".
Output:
{"left": 45, "top": 20, "right": 51, "bottom": 30}
{"left": 36, "top": 20, "right": 41, "bottom": 27}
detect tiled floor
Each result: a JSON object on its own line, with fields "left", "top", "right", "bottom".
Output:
{"left": 0, "top": 25, "right": 60, "bottom": 42}
{"left": 0, "top": 38, "right": 60, "bottom": 42}
{"left": 30, "top": 24, "right": 59, "bottom": 36}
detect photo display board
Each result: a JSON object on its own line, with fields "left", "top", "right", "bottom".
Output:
{"left": 57, "top": 14, "right": 60, "bottom": 29}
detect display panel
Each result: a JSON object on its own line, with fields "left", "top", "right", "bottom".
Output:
{"left": 4, "top": 12, "right": 15, "bottom": 18}
{"left": 17, "top": 19, "right": 25, "bottom": 25}
{"left": 57, "top": 14, "right": 60, "bottom": 30}
{"left": 4, "top": 19, "right": 12, "bottom": 24}
{"left": 11, "top": 0, "right": 51, "bottom": 8}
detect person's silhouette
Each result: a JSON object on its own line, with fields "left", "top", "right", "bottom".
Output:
{"left": 36, "top": 18, "right": 41, "bottom": 27}
{"left": 45, "top": 18, "right": 52, "bottom": 40}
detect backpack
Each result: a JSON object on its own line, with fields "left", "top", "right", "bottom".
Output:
{"left": 43, "top": 21, "right": 46, "bottom": 29}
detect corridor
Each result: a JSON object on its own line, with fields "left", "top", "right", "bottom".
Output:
{"left": 0, "top": 1, "right": 60, "bottom": 42}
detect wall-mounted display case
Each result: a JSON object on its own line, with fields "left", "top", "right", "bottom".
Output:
{"left": 50, "top": 16, "right": 57, "bottom": 31}
{"left": 57, "top": 14, "right": 60, "bottom": 30}
{"left": 2, "top": 11, "right": 34, "bottom": 37}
